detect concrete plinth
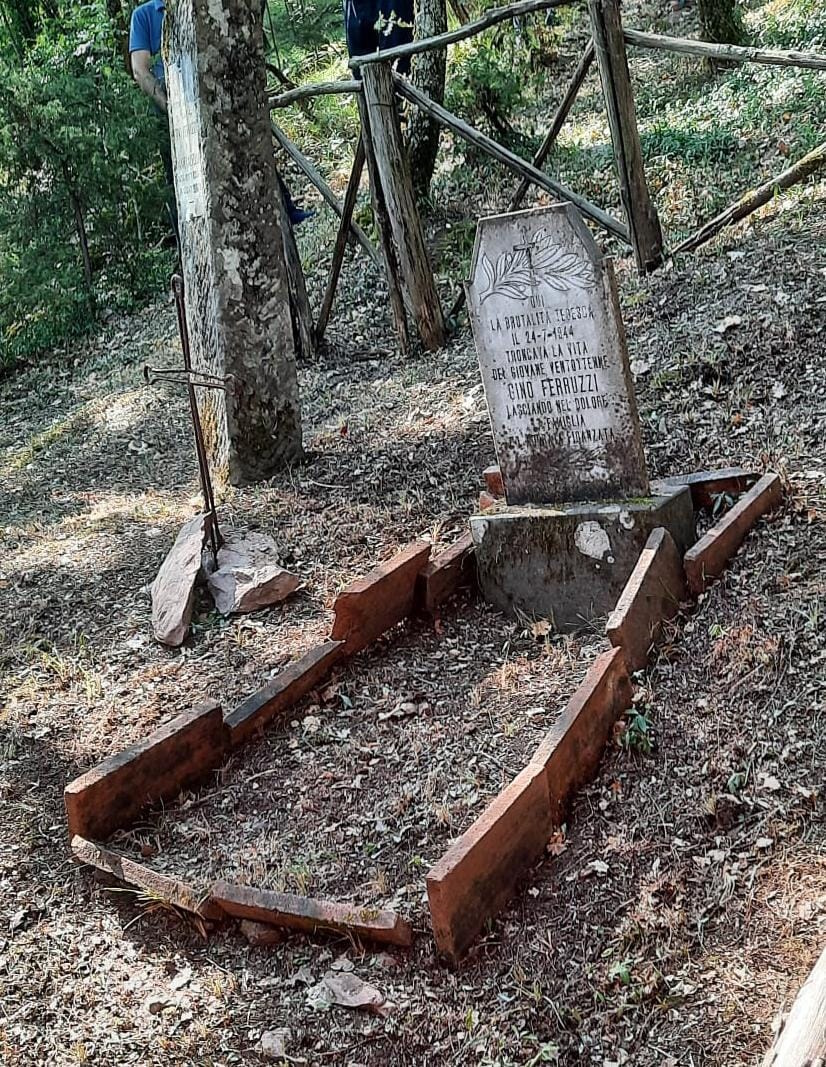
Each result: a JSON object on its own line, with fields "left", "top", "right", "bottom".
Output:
{"left": 470, "top": 486, "right": 695, "bottom": 632}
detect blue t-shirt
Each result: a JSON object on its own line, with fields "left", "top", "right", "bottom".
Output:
{"left": 129, "top": 0, "right": 166, "bottom": 82}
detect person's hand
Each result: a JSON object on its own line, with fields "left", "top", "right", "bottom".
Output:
{"left": 153, "top": 82, "right": 168, "bottom": 112}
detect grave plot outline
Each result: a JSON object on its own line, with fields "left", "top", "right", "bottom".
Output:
{"left": 64, "top": 471, "right": 781, "bottom": 958}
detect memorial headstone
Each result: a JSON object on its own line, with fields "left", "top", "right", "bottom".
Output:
{"left": 466, "top": 204, "right": 695, "bottom": 630}
{"left": 164, "top": 0, "right": 305, "bottom": 486}
{"left": 467, "top": 203, "right": 647, "bottom": 505}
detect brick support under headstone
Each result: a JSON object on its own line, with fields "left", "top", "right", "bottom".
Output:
{"left": 164, "top": 0, "right": 304, "bottom": 485}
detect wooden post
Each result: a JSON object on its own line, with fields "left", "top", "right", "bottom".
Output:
{"left": 588, "top": 0, "right": 663, "bottom": 272}
{"left": 762, "top": 946, "right": 826, "bottom": 1066}
{"left": 357, "top": 93, "right": 410, "bottom": 352}
{"left": 672, "top": 140, "right": 826, "bottom": 255}
{"left": 361, "top": 62, "right": 446, "bottom": 351}
{"left": 315, "top": 137, "right": 367, "bottom": 345}
{"left": 510, "top": 40, "right": 595, "bottom": 211}
{"left": 278, "top": 177, "right": 315, "bottom": 363}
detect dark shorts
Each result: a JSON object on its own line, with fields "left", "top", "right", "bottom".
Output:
{"left": 344, "top": 0, "right": 414, "bottom": 74}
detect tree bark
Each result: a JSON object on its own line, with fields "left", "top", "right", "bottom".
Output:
{"left": 407, "top": 0, "right": 447, "bottom": 201}
{"left": 165, "top": 0, "right": 304, "bottom": 485}
{"left": 697, "top": 0, "right": 742, "bottom": 46}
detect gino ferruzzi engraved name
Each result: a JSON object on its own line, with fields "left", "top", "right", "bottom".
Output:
{"left": 485, "top": 293, "right": 615, "bottom": 449}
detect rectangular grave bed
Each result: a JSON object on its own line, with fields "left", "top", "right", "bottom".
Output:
{"left": 106, "top": 600, "right": 608, "bottom": 926}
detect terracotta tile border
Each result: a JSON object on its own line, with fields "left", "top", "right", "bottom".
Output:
{"left": 64, "top": 700, "right": 228, "bottom": 841}
{"left": 654, "top": 467, "right": 758, "bottom": 510}
{"left": 331, "top": 541, "right": 431, "bottom": 654}
{"left": 63, "top": 539, "right": 445, "bottom": 941}
{"left": 607, "top": 528, "right": 686, "bottom": 673}
{"left": 428, "top": 648, "right": 632, "bottom": 963}
{"left": 211, "top": 880, "right": 413, "bottom": 947}
{"left": 427, "top": 761, "right": 551, "bottom": 964}
{"left": 531, "top": 647, "right": 633, "bottom": 825}
{"left": 684, "top": 472, "right": 782, "bottom": 594}
{"left": 226, "top": 639, "right": 345, "bottom": 746}
{"left": 71, "top": 835, "right": 223, "bottom": 920}
{"left": 415, "top": 531, "right": 475, "bottom": 615}
{"left": 63, "top": 474, "right": 782, "bottom": 961}
{"left": 483, "top": 464, "right": 504, "bottom": 498}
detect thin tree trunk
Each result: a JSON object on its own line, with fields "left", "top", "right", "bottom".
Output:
{"left": 697, "top": 0, "right": 742, "bottom": 46}
{"left": 105, "top": 0, "right": 131, "bottom": 71}
{"left": 64, "top": 171, "right": 93, "bottom": 292}
{"left": 407, "top": 0, "right": 448, "bottom": 201}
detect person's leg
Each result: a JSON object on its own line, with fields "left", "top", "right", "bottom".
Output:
{"left": 345, "top": 0, "right": 380, "bottom": 76}
{"left": 278, "top": 171, "right": 314, "bottom": 226}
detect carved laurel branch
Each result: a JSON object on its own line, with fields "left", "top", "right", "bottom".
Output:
{"left": 478, "top": 228, "right": 595, "bottom": 303}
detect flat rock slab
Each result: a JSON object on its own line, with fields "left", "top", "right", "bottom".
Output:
{"left": 151, "top": 513, "right": 209, "bottom": 646}
{"left": 207, "top": 528, "right": 300, "bottom": 615}
{"left": 471, "top": 486, "right": 695, "bottom": 632}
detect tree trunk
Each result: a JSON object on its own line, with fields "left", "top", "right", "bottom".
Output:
{"left": 697, "top": 0, "right": 742, "bottom": 46}
{"left": 407, "top": 0, "right": 448, "bottom": 202}
{"left": 61, "top": 162, "right": 94, "bottom": 294}
{"left": 165, "top": 0, "right": 304, "bottom": 485}
{"left": 105, "top": 0, "right": 131, "bottom": 71}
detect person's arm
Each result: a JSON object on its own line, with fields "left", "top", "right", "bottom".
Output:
{"left": 131, "top": 48, "right": 167, "bottom": 112}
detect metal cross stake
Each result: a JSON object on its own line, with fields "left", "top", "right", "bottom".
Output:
{"left": 143, "top": 274, "right": 231, "bottom": 568}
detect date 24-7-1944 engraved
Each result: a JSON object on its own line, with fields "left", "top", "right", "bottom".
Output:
{"left": 479, "top": 228, "right": 595, "bottom": 303}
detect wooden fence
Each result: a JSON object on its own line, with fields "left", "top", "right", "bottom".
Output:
{"left": 269, "top": 0, "right": 826, "bottom": 352}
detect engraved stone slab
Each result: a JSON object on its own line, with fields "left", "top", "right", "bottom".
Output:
{"left": 465, "top": 204, "right": 649, "bottom": 505}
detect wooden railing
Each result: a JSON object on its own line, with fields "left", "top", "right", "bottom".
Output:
{"left": 269, "top": 0, "right": 826, "bottom": 352}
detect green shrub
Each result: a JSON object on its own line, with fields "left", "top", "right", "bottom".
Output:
{"left": 0, "top": 0, "right": 172, "bottom": 371}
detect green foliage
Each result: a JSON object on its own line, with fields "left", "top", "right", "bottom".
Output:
{"left": 620, "top": 710, "right": 654, "bottom": 756}
{"left": 447, "top": 28, "right": 540, "bottom": 150}
{"left": 0, "top": 0, "right": 172, "bottom": 370}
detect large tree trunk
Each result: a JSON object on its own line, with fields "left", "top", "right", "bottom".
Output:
{"left": 697, "top": 0, "right": 742, "bottom": 45}
{"left": 407, "top": 0, "right": 448, "bottom": 202}
{"left": 165, "top": 0, "right": 304, "bottom": 486}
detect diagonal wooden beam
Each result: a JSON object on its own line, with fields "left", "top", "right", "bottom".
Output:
{"left": 271, "top": 121, "right": 380, "bottom": 268}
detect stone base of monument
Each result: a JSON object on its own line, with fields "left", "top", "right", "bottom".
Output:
{"left": 470, "top": 485, "right": 695, "bottom": 632}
